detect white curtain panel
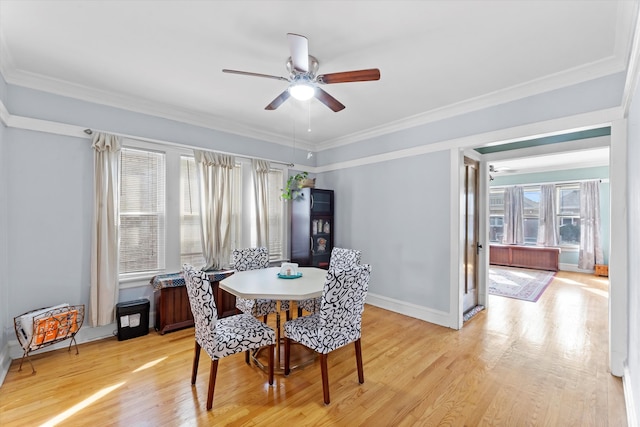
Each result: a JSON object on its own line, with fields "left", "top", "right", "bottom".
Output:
{"left": 537, "top": 184, "right": 559, "bottom": 246}
{"left": 502, "top": 186, "right": 524, "bottom": 245}
{"left": 90, "top": 132, "right": 121, "bottom": 327}
{"left": 251, "top": 159, "right": 270, "bottom": 249}
{"left": 195, "top": 150, "right": 235, "bottom": 270}
{"left": 578, "top": 180, "right": 604, "bottom": 270}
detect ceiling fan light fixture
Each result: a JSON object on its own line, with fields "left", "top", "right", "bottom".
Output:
{"left": 289, "top": 82, "right": 315, "bottom": 101}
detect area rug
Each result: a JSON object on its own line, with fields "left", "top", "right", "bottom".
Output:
{"left": 488, "top": 266, "right": 556, "bottom": 302}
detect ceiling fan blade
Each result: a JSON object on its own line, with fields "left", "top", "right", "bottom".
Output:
{"left": 222, "top": 69, "right": 288, "bottom": 82}
{"left": 287, "top": 33, "right": 309, "bottom": 73}
{"left": 315, "top": 88, "right": 345, "bottom": 112}
{"left": 265, "top": 90, "right": 291, "bottom": 110}
{"left": 317, "top": 68, "right": 381, "bottom": 84}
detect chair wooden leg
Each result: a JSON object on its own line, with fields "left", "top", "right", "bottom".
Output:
{"left": 284, "top": 337, "right": 291, "bottom": 376}
{"left": 245, "top": 349, "right": 251, "bottom": 365}
{"left": 268, "top": 344, "right": 275, "bottom": 385}
{"left": 285, "top": 310, "right": 291, "bottom": 321}
{"left": 263, "top": 315, "right": 268, "bottom": 323}
{"left": 192, "top": 341, "right": 201, "bottom": 385}
{"left": 206, "top": 359, "right": 219, "bottom": 410}
{"left": 297, "top": 307, "right": 303, "bottom": 317}
{"left": 355, "top": 338, "right": 364, "bottom": 384}
{"left": 320, "top": 353, "right": 330, "bottom": 404}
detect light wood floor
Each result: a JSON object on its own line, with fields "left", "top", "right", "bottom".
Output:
{"left": 0, "top": 271, "right": 627, "bottom": 426}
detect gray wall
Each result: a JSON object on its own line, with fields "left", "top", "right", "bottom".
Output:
{"left": 0, "top": 120, "right": 9, "bottom": 382}
{"left": 319, "top": 150, "right": 452, "bottom": 312}
{"left": 626, "top": 72, "right": 640, "bottom": 424}
{"left": 6, "top": 129, "right": 93, "bottom": 313}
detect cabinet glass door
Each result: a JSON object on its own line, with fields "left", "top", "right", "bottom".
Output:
{"left": 311, "top": 191, "right": 332, "bottom": 214}
{"left": 311, "top": 217, "right": 332, "bottom": 268}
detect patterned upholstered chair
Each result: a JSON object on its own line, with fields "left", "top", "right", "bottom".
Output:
{"left": 182, "top": 264, "right": 275, "bottom": 410}
{"left": 284, "top": 263, "right": 371, "bottom": 404}
{"left": 297, "top": 247, "right": 362, "bottom": 316}
{"left": 233, "top": 247, "right": 291, "bottom": 322}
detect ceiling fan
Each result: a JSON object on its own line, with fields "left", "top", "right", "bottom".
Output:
{"left": 222, "top": 33, "right": 381, "bottom": 112}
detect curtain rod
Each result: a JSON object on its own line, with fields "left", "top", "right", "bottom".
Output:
{"left": 83, "top": 128, "right": 295, "bottom": 167}
{"left": 490, "top": 178, "right": 608, "bottom": 188}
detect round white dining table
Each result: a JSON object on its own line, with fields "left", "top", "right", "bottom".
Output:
{"left": 219, "top": 266, "right": 328, "bottom": 373}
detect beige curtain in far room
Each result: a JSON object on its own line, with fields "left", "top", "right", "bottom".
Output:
{"left": 537, "top": 184, "right": 559, "bottom": 246}
{"left": 578, "top": 180, "right": 604, "bottom": 270}
{"left": 502, "top": 186, "right": 524, "bottom": 245}
{"left": 90, "top": 132, "right": 121, "bottom": 327}
{"left": 252, "top": 159, "right": 270, "bottom": 249}
{"left": 195, "top": 150, "right": 235, "bottom": 270}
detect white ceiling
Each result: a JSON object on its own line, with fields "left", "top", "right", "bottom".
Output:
{"left": 0, "top": 0, "right": 636, "bottom": 155}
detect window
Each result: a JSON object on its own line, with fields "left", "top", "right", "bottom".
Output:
{"left": 120, "top": 148, "right": 166, "bottom": 276}
{"left": 180, "top": 156, "right": 204, "bottom": 267}
{"left": 522, "top": 187, "right": 540, "bottom": 244}
{"left": 489, "top": 188, "right": 505, "bottom": 242}
{"left": 557, "top": 185, "right": 580, "bottom": 245}
{"left": 489, "top": 183, "right": 582, "bottom": 248}
{"left": 118, "top": 139, "right": 288, "bottom": 285}
{"left": 237, "top": 161, "right": 286, "bottom": 262}
{"left": 230, "top": 163, "right": 243, "bottom": 252}
{"left": 267, "top": 168, "right": 285, "bottom": 261}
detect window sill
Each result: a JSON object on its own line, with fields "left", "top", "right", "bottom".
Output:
{"left": 119, "top": 272, "right": 159, "bottom": 289}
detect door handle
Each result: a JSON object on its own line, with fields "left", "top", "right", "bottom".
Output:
{"left": 476, "top": 243, "right": 483, "bottom": 255}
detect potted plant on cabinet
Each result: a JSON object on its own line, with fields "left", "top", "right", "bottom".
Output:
{"left": 281, "top": 172, "right": 309, "bottom": 200}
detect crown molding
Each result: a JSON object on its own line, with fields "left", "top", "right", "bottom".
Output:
{"left": 0, "top": 51, "right": 625, "bottom": 155}
{"left": 0, "top": 66, "right": 315, "bottom": 152}
{"left": 316, "top": 56, "right": 625, "bottom": 151}
{"left": 1, "top": 92, "right": 624, "bottom": 176}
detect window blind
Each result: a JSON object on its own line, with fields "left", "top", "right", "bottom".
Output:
{"left": 119, "top": 148, "right": 166, "bottom": 275}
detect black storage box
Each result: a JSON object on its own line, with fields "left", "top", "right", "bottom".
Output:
{"left": 116, "top": 299, "right": 150, "bottom": 341}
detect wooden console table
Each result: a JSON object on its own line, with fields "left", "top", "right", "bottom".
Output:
{"left": 151, "top": 270, "right": 235, "bottom": 334}
{"left": 489, "top": 244, "right": 560, "bottom": 271}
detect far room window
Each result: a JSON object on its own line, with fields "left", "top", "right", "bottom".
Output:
{"left": 557, "top": 184, "right": 580, "bottom": 246}
{"left": 489, "top": 188, "right": 505, "bottom": 243}
{"left": 489, "top": 183, "right": 582, "bottom": 248}
{"left": 522, "top": 187, "right": 540, "bottom": 244}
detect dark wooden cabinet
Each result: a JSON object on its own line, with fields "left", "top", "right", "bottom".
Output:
{"left": 154, "top": 286, "right": 194, "bottom": 334}
{"left": 291, "top": 188, "right": 334, "bottom": 268}
{"left": 154, "top": 273, "right": 236, "bottom": 334}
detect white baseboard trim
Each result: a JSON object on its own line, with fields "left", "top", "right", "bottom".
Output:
{"left": 624, "top": 364, "right": 638, "bottom": 427}
{"left": 366, "top": 292, "right": 454, "bottom": 329}
{"left": 7, "top": 323, "right": 118, "bottom": 361}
